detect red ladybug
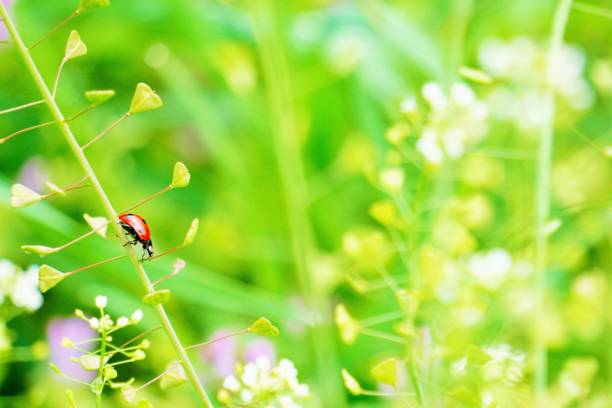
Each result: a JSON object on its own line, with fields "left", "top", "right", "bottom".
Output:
{"left": 119, "top": 213, "right": 153, "bottom": 260}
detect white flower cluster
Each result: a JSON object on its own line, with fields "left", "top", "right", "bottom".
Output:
{"left": 75, "top": 296, "right": 143, "bottom": 334}
{"left": 0, "top": 259, "right": 43, "bottom": 312}
{"left": 481, "top": 344, "right": 526, "bottom": 387}
{"left": 416, "top": 82, "right": 488, "bottom": 164}
{"left": 479, "top": 37, "right": 594, "bottom": 130}
{"left": 219, "top": 357, "right": 310, "bottom": 408}
{"left": 466, "top": 249, "right": 532, "bottom": 291}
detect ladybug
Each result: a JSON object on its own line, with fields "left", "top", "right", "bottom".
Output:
{"left": 119, "top": 213, "right": 153, "bottom": 260}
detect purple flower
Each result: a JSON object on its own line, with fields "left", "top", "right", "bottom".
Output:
{"left": 47, "top": 318, "right": 96, "bottom": 382}
{"left": 200, "top": 330, "right": 237, "bottom": 378}
{"left": 18, "top": 157, "right": 47, "bottom": 193}
{"left": 244, "top": 339, "right": 276, "bottom": 365}
{"left": 0, "top": 1, "right": 14, "bottom": 41}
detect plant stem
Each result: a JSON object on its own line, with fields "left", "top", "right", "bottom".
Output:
{"left": 251, "top": 0, "right": 344, "bottom": 405}
{"left": 0, "top": 4, "right": 213, "bottom": 407}
{"left": 533, "top": 0, "right": 572, "bottom": 402}
{"left": 0, "top": 99, "right": 44, "bottom": 115}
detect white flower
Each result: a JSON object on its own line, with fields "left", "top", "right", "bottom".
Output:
{"left": 10, "top": 265, "right": 43, "bottom": 312}
{"left": 130, "top": 309, "right": 143, "bottom": 323}
{"left": 219, "top": 357, "right": 310, "bottom": 406}
{"left": 240, "top": 389, "right": 253, "bottom": 404}
{"left": 478, "top": 37, "right": 594, "bottom": 130}
{"left": 276, "top": 359, "right": 298, "bottom": 381}
{"left": 242, "top": 362, "right": 258, "bottom": 387}
{"left": 0, "top": 260, "right": 17, "bottom": 304}
{"left": 223, "top": 375, "right": 241, "bottom": 392}
{"left": 416, "top": 82, "right": 488, "bottom": 164}
{"left": 294, "top": 383, "right": 310, "bottom": 398}
{"left": 89, "top": 317, "right": 100, "bottom": 330}
{"left": 379, "top": 167, "right": 405, "bottom": 193}
{"left": 117, "top": 317, "right": 129, "bottom": 327}
{"left": 468, "top": 249, "right": 512, "bottom": 290}
{"left": 95, "top": 295, "right": 108, "bottom": 309}
{"left": 481, "top": 344, "right": 526, "bottom": 387}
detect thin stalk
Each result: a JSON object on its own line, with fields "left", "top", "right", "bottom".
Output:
{"left": 361, "top": 328, "right": 407, "bottom": 344}
{"left": 52, "top": 58, "right": 67, "bottom": 98}
{"left": 0, "top": 120, "right": 54, "bottom": 144}
{"left": 185, "top": 329, "right": 248, "bottom": 351}
{"left": 81, "top": 112, "right": 130, "bottom": 150}
{"left": 572, "top": 1, "right": 612, "bottom": 19}
{"left": 0, "top": 105, "right": 96, "bottom": 144}
{"left": 0, "top": 99, "right": 44, "bottom": 115}
{"left": 360, "top": 310, "right": 404, "bottom": 328}
{"left": 251, "top": 1, "right": 344, "bottom": 404}
{"left": 28, "top": 10, "right": 79, "bottom": 50}
{"left": 64, "top": 254, "right": 127, "bottom": 277}
{"left": 51, "top": 220, "right": 109, "bottom": 252}
{"left": 533, "top": 0, "right": 572, "bottom": 401}
{"left": 122, "top": 185, "right": 172, "bottom": 213}
{"left": 96, "top": 309, "right": 107, "bottom": 408}
{"left": 0, "top": 5, "right": 213, "bottom": 406}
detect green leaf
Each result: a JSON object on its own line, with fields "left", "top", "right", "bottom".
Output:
{"left": 79, "top": 354, "right": 102, "bottom": 371}
{"left": 341, "top": 369, "right": 363, "bottom": 395}
{"left": 182, "top": 218, "right": 199, "bottom": 246}
{"left": 45, "top": 181, "right": 66, "bottom": 196}
{"left": 370, "top": 358, "right": 398, "bottom": 388}
{"left": 78, "top": 0, "right": 110, "bottom": 12}
{"left": 50, "top": 362, "right": 62, "bottom": 376}
{"left": 65, "top": 390, "right": 77, "bottom": 408}
{"left": 334, "top": 303, "right": 361, "bottom": 345}
{"left": 39, "top": 265, "right": 66, "bottom": 292}
{"left": 83, "top": 214, "right": 108, "bottom": 238}
{"left": 65, "top": 31, "right": 87, "bottom": 61}
{"left": 85, "top": 90, "right": 116, "bottom": 105}
{"left": 247, "top": 317, "right": 279, "bottom": 337}
{"left": 129, "top": 83, "right": 163, "bottom": 114}
{"left": 171, "top": 162, "right": 190, "bottom": 188}
{"left": 142, "top": 289, "right": 171, "bottom": 305}
{"left": 10, "top": 183, "right": 42, "bottom": 208}
{"left": 22, "top": 245, "right": 58, "bottom": 257}
{"left": 136, "top": 400, "right": 153, "bottom": 408}
{"left": 160, "top": 360, "right": 187, "bottom": 390}
{"left": 459, "top": 66, "right": 493, "bottom": 84}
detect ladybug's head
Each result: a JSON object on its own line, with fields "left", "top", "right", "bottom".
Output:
{"left": 144, "top": 240, "right": 154, "bottom": 258}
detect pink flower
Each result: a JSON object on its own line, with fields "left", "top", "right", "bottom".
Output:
{"left": 0, "top": 1, "right": 14, "bottom": 41}
{"left": 47, "top": 318, "right": 96, "bottom": 382}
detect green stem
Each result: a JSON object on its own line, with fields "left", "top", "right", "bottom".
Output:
{"left": 96, "top": 315, "right": 107, "bottom": 408}
{"left": 533, "top": 0, "right": 572, "bottom": 401}
{"left": 250, "top": 1, "right": 344, "bottom": 405}
{"left": 0, "top": 4, "right": 213, "bottom": 407}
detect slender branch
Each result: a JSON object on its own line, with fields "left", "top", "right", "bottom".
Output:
{"left": 572, "top": 1, "right": 612, "bottom": 19}
{"left": 81, "top": 112, "right": 130, "bottom": 150}
{"left": 533, "top": 0, "right": 573, "bottom": 401}
{"left": 361, "top": 328, "right": 407, "bottom": 344}
{"left": 0, "top": 4, "right": 214, "bottom": 405}
{"left": 185, "top": 329, "right": 248, "bottom": 351}
{"left": 64, "top": 254, "right": 127, "bottom": 278}
{"left": 122, "top": 185, "right": 172, "bottom": 214}
{"left": 0, "top": 120, "right": 54, "bottom": 144}
{"left": 52, "top": 58, "right": 67, "bottom": 98}
{"left": 0, "top": 105, "right": 96, "bottom": 145}
{"left": 0, "top": 99, "right": 44, "bottom": 115}
{"left": 28, "top": 10, "right": 79, "bottom": 50}
{"left": 360, "top": 310, "right": 404, "bottom": 328}
{"left": 52, "top": 220, "right": 110, "bottom": 252}
{"left": 119, "top": 326, "right": 162, "bottom": 349}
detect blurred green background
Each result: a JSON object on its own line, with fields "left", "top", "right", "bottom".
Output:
{"left": 0, "top": 0, "right": 611, "bottom": 406}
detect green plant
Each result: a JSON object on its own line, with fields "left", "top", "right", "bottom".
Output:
{"left": 0, "top": 1, "right": 214, "bottom": 405}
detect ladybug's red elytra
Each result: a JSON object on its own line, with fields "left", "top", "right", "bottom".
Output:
{"left": 119, "top": 213, "right": 153, "bottom": 260}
